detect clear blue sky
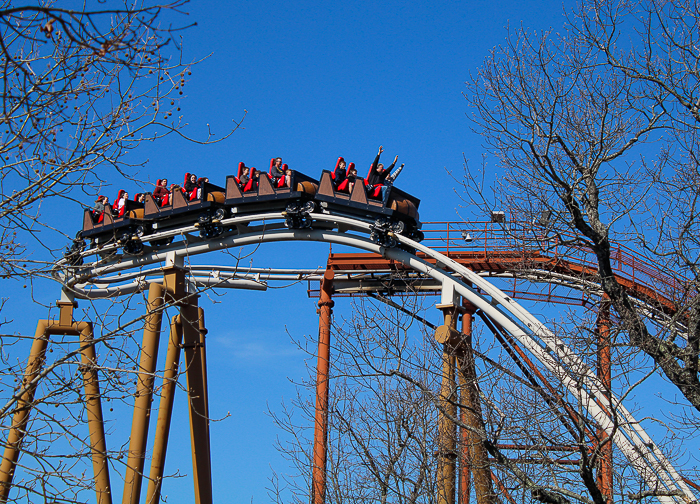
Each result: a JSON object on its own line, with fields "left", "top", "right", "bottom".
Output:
{"left": 11, "top": 1, "right": 662, "bottom": 502}
{"left": 147, "top": 2, "right": 567, "bottom": 499}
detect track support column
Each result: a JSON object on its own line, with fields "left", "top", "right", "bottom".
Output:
{"left": 312, "top": 268, "right": 334, "bottom": 504}
{"left": 79, "top": 321, "right": 112, "bottom": 504}
{"left": 2, "top": 299, "right": 112, "bottom": 504}
{"left": 435, "top": 283, "right": 460, "bottom": 504}
{"left": 181, "top": 294, "right": 212, "bottom": 504}
{"left": 0, "top": 321, "right": 51, "bottom": 502}
{"left": 123, "top": 282, "right": 166, "bottom": 504}
{"left": 596, "top": 297, "right": 613, "bottom": 503}
{"left": 146, "top": 315, "right": 183, "bottom": 504}
{"left": 458, "top": 304, "right": 494, "bottom": 504}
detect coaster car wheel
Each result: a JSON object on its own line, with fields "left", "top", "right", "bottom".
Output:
{"left": 286, "top": 202, "right": 301, "bottom": 214}
{"left": 391, "top": 220, "right": 405, "bottom": 234}
{"left": 200, "top": 223, "right": 223, "bottom": 240}
{"left": 150, "top": 236, "right": 174, "bottom": 248}
{"left": 302, "top": 200, "right": 315, "bottom": 213}
{"left": 214, "top": 208, "right": 227, "bottom": 221}
{"left": 123, "top": 239, "right": 144, "bottom": 256}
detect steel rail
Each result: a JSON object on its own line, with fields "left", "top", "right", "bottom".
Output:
{"left": 52, "top": 210, "right": 694, "bottom": 503}
{"left": 390, "top": 231, "right": 694, "bottom": 504}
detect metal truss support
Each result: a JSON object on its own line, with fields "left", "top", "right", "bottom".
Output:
{"left": 123, "top": 283, "right": 165, "bottom": 504}
{"left": 312, "top": 268, "right": 334, "bottom": 504}
{"left": 146, "top": 315, "right": 183, "bottom": 504}
{"left": 596, "top": 298, "right": 613, "bottom": 503}
{"left": 457, "top": 303, "right": 494, "bottom": 504}
{"left": 0, "top": 301, "right": 112, "bottom": 504}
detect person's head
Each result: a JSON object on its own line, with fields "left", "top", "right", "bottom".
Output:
{"left": 339, "top": 160, "right": 346, "bottom": 170}
{"left": 377, "top": 163, "right": 385, "bottom": 172}
{"left": 123, "top": 192, "right": 128, "bottom": 199}
{"left": 285, "top": 168, "right": 292, "bottom": 175}
{"left": 349, "top": 167, "right": 357, "bottom": 176}
{"left": 274, "top": 157, "right": 282, "bottom": 168}
{"left": 190, "top": 174, "right": 196, "bottom": 183}
{"left": 160, "top": 179, "right": 168, "bottom": 187}
{"left": 242, "top": 167, "right": 249, "bottom": 176}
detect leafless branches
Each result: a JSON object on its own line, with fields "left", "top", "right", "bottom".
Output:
{"left": 464, "top": 0, "right": 700, "bottom": 414}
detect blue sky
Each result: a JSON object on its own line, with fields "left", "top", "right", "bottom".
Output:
{"left": 13, "top": 0, "right": 682, "bottom": 502}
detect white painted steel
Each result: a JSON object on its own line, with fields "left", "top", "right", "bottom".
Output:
{"left": 390, "top": 232, "right": 694, "bottom": 504}
{"left": 55, "top": 210, "right": 694, "bottom": 503}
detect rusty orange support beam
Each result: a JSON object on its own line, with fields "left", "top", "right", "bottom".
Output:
{"left": 312, "top": 268, "right": 334, "bottom": 504}
{"left": 458, "top": 307, "right": 495, "bottom": 504}
{"left": 437, "top": 308, "right": 458, "bottom": 504}
{"left": 596, "top": 298, "right": 613, "bottom": 503}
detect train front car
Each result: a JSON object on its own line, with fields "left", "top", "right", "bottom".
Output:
{"left": 315, "top": 169, "right": 422, "bottom": 248}
{"left": 77, "top": 199, "right": 148, "bottom": 259}
{"left": 143, "top": 176, "right": 226, "bottom": 242}
{"left": 225, "top": 161, "right": 319, "bottom": 229}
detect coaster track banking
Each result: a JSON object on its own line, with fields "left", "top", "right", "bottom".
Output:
{"left": 53, "top": 209, "right": 696, "bottom": 504}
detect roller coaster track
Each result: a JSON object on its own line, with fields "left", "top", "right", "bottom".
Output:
{"left": 53, "top": 212, "right": 696, "bottom": 504}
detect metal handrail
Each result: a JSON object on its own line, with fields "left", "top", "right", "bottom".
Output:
{"left": 420, "top": 220, "right": 689, "bottom": 305}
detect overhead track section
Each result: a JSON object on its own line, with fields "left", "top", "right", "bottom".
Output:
{"left": 53, "top": 210, "right": 695, "bottom": 503}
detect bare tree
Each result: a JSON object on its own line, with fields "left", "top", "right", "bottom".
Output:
{"left": 463, "top": 0, "right": 700, "bottom": 414}
{"left": 0, "top": 3, "right": 242, "bottom": 502}
{"left": 0, "top": 1, "right": 239, "bottom": 280}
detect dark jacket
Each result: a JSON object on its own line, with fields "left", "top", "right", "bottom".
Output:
{"left": 366, "top": 153, "right": 396, "bottom": 187}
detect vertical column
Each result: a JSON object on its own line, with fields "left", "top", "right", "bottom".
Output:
{"left": 79, "top": 322, "right": 113, "bottom": 504}
{"left": 181, "top": 295, "right": 212, "bottom": 504}
{"left": 437, "top": 308, "right": 458, "bottom": 504}
{"left": 596, "top": 297, "right": 613, "bottom": 503}
{"left": 0, "top": 321, "right": 51, "bottom": 502}
{"left": 146, "top": 315, "right": 183, "bottom": 504}
{"left": 458, "top": 306, "right": 494, "bottom": 504}
{"left": 458, "top": 310, "right": 472, "bottom": 504}
{"left": 123, "top": 282, "right": 165, "bottom": 504}
{"left": 312, "top": 268, "right": 334, "bottom": 504}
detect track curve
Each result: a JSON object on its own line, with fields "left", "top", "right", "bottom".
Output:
{"left": 53, "top": 210, "right": 696, "bottom": 504}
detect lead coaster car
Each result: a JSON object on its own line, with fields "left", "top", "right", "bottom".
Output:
{"left": 315, "top": 170, "right": 422, "bottom": 247}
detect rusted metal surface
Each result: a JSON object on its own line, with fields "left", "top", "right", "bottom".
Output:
{"left": 596, "top": 299, "right": 613, "bottom": 503}
{"left": 123, "top": 282, "right": 165, "bottom": 504}
{"left": 310, "top": 220, "right": 684, "bottom": 316}
{"left": 312, "top": 268, "right": 334, "bottom": 504}
{"left": 437, "top": 308, "right": 458, "bottom": 504}
{"left": 146, "top": 315, "right": 183, "bottom": 504}
{"left": 458, "top": 308, "right": 495, "bottom": 504}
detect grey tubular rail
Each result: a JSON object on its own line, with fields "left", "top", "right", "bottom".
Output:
{"left": 52, "top": 209, "right": 694, "bottom": 504}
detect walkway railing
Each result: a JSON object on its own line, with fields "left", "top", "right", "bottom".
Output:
{"left": 420, "top": 221, "right": 688, "bottom": 306}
